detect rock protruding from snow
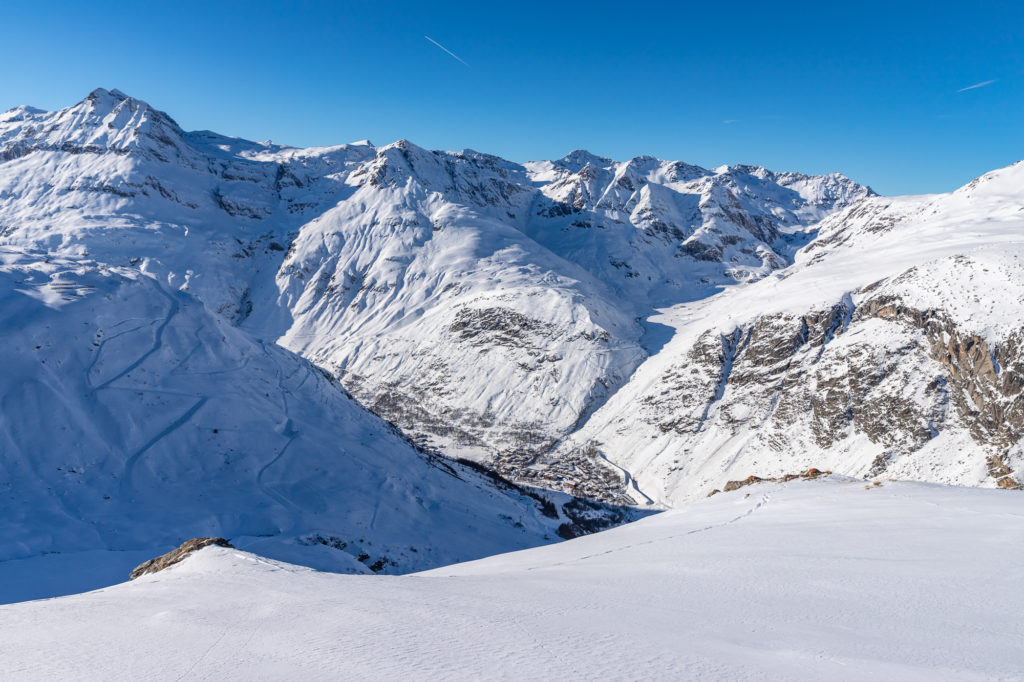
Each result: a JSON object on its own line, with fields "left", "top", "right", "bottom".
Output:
{"left": 130, "top": 538, "right": 234, "bottom": 580}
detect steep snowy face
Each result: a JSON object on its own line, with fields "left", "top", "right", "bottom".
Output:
{"left": 0, "top": 246, "right": 613, "bottom": 578}
{"left": 273, "top": 140, "right": 647, "bottom": 497}
{"left": 565, "top": 162, "right": 1024, "bottom": 505}
{"left": 0, "top": 88, "right": 373, "bottom": 320}
{"left": 271, "top": 142, "right": 870, "bottom": 500}
{"left": 0, "top": 88, "right": 186, "bottom": 160}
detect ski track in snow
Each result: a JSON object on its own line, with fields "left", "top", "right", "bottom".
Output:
{"left": 94, "top": 286, "right": 180, "bottom": 391}
{"left": 120, "top": 397, "right": 208, "bottom": 496}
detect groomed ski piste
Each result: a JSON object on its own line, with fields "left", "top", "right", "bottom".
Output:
{"left": 3, "top": 479, "right": 1022, "bottom": 681}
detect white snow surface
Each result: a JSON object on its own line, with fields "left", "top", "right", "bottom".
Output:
{"left": 3, "top": 480, "right": 1021, "bottom": 681}
{"left": 0, "top": 89, "right": 624, "bottom": 591}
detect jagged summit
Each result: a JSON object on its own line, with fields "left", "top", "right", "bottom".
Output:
{"left": 554, "top": 149, "right": 614, "bottom": 171}
{"left": 86, "top": 86, "right": 129, "bottom": 103}
{"left": 0, "top": 87, "right": 186, "bottom": 165}
{"left": 80, "top": 86, "right": 181, "bottom": 127}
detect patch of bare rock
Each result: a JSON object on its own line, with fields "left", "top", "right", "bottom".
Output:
{"left": 707, "top": 468, "right": 832, "bottom": 497}
{"left": 129, "top": 538, "right": 234, "bottom": 580}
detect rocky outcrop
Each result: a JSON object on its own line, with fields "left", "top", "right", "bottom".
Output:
{"left": 707, "top": 468, "right": 831, "bottom": 497}
{"left": 854, "top": 295, "right": 1024, "bottom": 448}
{"left": 621, "top": 268, "right": 1024, "bottom": 502}
{"left": 987, "top": 455, "right": 1023, "bottom": 490}
{"left": 129, "top": 538, "right": 234, "bottom": 580}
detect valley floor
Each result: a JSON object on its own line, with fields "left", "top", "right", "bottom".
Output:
{"left": 3, "top": 479, "right": 1021, "bottom": 681}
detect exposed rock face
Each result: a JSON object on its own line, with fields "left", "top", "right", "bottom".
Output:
{"left": 130, "top": 538, "right": 234, "bottom": 580}
{"left": 707, "top": 469, "right": 831, "bottom": 497}
{"left": 987, "top": 455, "right": 1023, "bottom": 490}
{"left": 569, "top": 246, "right": 1024, "bottom": 504}
{"left": 643, "top": 291, "right": 1023, "bottom": 479}
{"left": 857, "top": 296, "right": 1024, "bottom": 448}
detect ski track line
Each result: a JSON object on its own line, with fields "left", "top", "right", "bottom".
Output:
{"left": 120, "top": 397, "right": 208, "bottom": 495}
{"left": 254, "top": 358, "right": 305, "bottom": 515}
{"left": 173, "top": 623, "right": 232, "bottom": 682}
{"left": 85, "top": 320, "right": 155, "bottom": 384}
{"left": 255, "top": 432, "right": 300, "bottom": 515}
{"left": 94, "top": 286, "right": 180, "bottom": 391}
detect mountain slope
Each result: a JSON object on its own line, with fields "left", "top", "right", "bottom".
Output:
{"left": 563, "top": 162, "right": 1024, "bottom": 504}
{"left": 5, "top": 88, "right": 1017, "bottom": 513}
{"left": 0, "top": 243, "right": 639, "bottom": 592}
{"left": 0, "top": 89, "right": 872, "bottom": 505}
{"left": 3, "top": 479, "right": 1021, "bottom": 680}
{"left": 265, "top": 141, "right": 871, "bottom": 499}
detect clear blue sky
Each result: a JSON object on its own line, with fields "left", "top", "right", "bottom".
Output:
{"left": 3, "top": 1, "right": 1021, "bottom": 195}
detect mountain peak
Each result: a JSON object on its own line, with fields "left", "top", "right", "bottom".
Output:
{"left": 87, "top": 87, "right": 128, "bottom": 98}
{"left": 85, "top": 87, "right": 130, "bottom": 109}
{"left": 78, "top": 88, "right": 181, "bottom": 131}
{"left": 0, "top": 104, "right": 46, "bottom": 122}
{"left": 557, "top": 150, "right": 613, "bottom": 172}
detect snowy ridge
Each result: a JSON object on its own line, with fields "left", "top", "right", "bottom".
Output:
{"left": 1, "top": 89, "right": 873, "bottom": 508}
{"left": 3, "top": 480, "right": 1021, "bottom": 679}
{"left": 267, "top": 136, "right": 871, "bottom": 496}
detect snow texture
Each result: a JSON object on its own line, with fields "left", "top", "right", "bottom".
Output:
{"left": 2, "top": 480, "right": 1021, "bottom": 680}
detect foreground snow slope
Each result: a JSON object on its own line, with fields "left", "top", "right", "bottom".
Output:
{"left": 4, "top": 480, "right": 1021, "bottom": 680}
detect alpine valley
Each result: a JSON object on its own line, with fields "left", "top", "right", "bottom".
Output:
{"left": 1, "top": 88, "right": 1022, "bottom": 610}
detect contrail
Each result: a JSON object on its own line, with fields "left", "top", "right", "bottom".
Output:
{"left": 956, "top": 79, "right": 996, "bottom": 93}
{"left": 425, "top": 35, "right": 470, "bottom": 67}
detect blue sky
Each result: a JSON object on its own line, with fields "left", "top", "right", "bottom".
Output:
{"left": 2, "top": 0, "right": 1021, "bottom": 195}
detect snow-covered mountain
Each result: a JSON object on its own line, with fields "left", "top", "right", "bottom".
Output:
{"left": 0, "top": 90, "right": 650, "bottom": 588}
{"left": 561, "top": 162, "right": 1024, "bottom": 504}
{"left": 0, "top": 88, "right": 874, "bottom": 507}
{"left": 0, "top": 245, "right": 628, "bottom": 582}
{"left": 279, "top": 143, "right": 872, "bottom": 486}
{"left": 2, "top": 87, "right": 1020, "bottom": 552}
{"left": 4, "top": 479, "right": 1022, "bottom": 679}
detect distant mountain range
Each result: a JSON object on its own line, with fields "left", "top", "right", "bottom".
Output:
{"left": 1, "top": 88, "right": 1020, "bottom": 577}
